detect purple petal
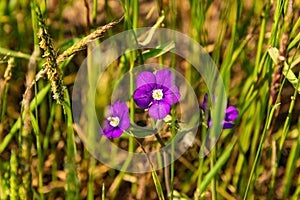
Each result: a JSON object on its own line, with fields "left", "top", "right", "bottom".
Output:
{"left": 133, "top": 85, "right": 153, "bottom": 108}
{"left": 148, "top": 101, "right": 171, "bottom": 119}
{"left": 207, "top": 120, "right": 235, "bottom": 129}
{"left": 101, "top": 120, "right": 122, "bottom": 138}
{"left": 111, "top": 101, "right": 128, "bottom": 116}
{"left": 200, "top": 94, "right": 208, "bottom": 111}
{"left": 101, "top": 119, "right": 111, "bottom": 130}
{"left": 102, "top": 125, "right": 112, "bottom": 135}
{"left": 110, "top": 101, "right": 130, "bottom": 130}
{"left": 225, "top": 106, "right": 239, "bottom": 121}
{"left": 101, "top": 125, "right": 116, "bottom": 138}
{"left": 155, "top": 69, "right": 174, "bottom": 88}
{"left": 163, "top": 86, "right": 180, "bottom": 105}
{"left": 105, "top": 127, "right": 123, "bottom": 138}
{"left": 110, "top": 128, "right": 124, "bottom": 138}
{"left": 119, "top": 113, "right": 130, "bottom": 130}
{"left": 136, "top": 71, "right": 156, "bottom": 87}
{"left": 223, "top": 121, "right": 235, "bottom": 129}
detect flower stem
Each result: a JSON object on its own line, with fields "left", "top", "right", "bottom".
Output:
{"left": 154, "top": 133, "right": 166, "bottom": 147}
{"left": 210, "top": 148, "right": 217, "bottom": 200}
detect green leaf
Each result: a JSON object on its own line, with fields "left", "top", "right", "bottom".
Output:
{"left": 283, "top": 62, "right": 300, "bottom": 94}
{"left": 0, "top": 84, "right": 50, "bottom": 154}
{"left": 267, "top": 46, "right": 280, "bottom": 65}
{"left": 128, "top": 124, "right": 157, "bottom": 137}
{"left": 139, "top": 15, "right": 165, "bottom": 46}
{"left": 199, "top": 137, "right": 237, "bottom": 192}
{"left": 282, "top": 134, "right": 300, "bottom": 198}
{"left": 152, "top": 170, "right": 165, "bottom": 200}
{"left": 169, "top": 190, "right": 190, "bottom": 200}
{"left": 288, "top": 31, "right": 300, "bottom": 52}
{"left": 142, "top": 41, "right": 175, "bottom": 60}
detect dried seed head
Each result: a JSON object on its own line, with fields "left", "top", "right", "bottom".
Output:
{"left": 36, "top": 8, "right": 65, "bottom": 105}
{"left": 4, "top": 57, "right": 14, "bottom": 81}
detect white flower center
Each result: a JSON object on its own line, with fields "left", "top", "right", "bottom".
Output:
{"left": 108, "top": 116, "right": 120, "bottom": 127}
{"left": 152, "top": 89, "right": 164, "bottom": 100}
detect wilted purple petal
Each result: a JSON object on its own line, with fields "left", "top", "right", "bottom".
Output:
{"left": 136, "top": 71, "right": 156, "bottom": 87}
{"left": 155, "top": 69, "right": 173, "bottom": 88}
{"left": 225, "top": 106, "right": 239, "bottom": 121}
{"left": 208, "top": 120, "right": 212, "bottom": 127}
{"left": 148, "top": 101, "right": 171, "bottom": 119}
{"left": 200, "top": 94, "right": 238, "bottom": 129}
{"left": 163, "top": 86, "right": 181, "bottom": 105}
{"left": 133, "top": 85, "right": 154, "bottom": 108}
{"left": 200, "top": 94, "right": 208, "bottom": 111}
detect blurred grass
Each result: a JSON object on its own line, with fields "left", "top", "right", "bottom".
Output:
{"left": 0, "top": 0, "right": 300, "bottom": 199}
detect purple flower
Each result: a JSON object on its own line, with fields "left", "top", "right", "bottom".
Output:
{"left": 133, "top": 69, "right": 181, "bottom": 119}
{"left": 200, "top": 94, "right": 238, "bottom": 129}
{"left": 100, "top": 101, "right": 130, "bottom": 138}
{"left": 222, "top": 106, "right": 239, "bottom": 128}
{"left": 200, "top": 93, "right": 208, "bottom": 111}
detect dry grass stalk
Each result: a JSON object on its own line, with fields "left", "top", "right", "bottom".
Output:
{"left": 19, "top": 49, "right": 39, "bottom": 200}
{"left": 36, "top": 8, "right": 66, "bottom": 105}
{"left": 56, "top": 16, "right": 123, "bottom": 65}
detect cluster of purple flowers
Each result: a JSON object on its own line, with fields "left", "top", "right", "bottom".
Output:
{"left": 200, "top": 94, "right": 239, "bottom": 129}
{"left": 100, "top": 69, "right": 238, "bottom": 138}
{"left": 100, "top": 69, "right": 180, "bottom": 138}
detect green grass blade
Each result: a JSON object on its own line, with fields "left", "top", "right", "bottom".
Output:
{"left": 152, "top": 170, "right": 165, "bottom": 200}
{"left": 0, "top": 84, "right": 50, "bottom": 154}
{"left": 142, "top": 41, "right": 175, "bottom": 60}
{"left": 64, "top": 91, "right": 80, "bottom": 200}
{"left": 287, "top": 31, "right": 300, "bottom": 52}
{"left": 282, "top": 132, "right": 300, "bottom": 198}
{"left": 199, "top": 137, "right": 237, "bottom": 193}
{"left": 243, "top": 103, "right": 281, "bottom": 200}
{"left": 30, "top": 112, "right": 44, "bottom": 199}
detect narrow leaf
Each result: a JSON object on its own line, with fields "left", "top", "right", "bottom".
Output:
{"left": 139, "top": 15, "right": 165, "bottom": 46}
{"left": 142, "top": 41, "right": 175, "bottom": 60}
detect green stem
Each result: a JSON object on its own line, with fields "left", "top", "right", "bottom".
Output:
{"left": 64, "top": 91, "right": 80, "bottom": 199}
{"left": 269, "top": 71, "right": 300, "bottom": 198}
{"left": 119, "top": 0, "right": 144, "bottom": 65}
{"left": 0, "top": 84, "right": 50, "bottom": 154}
{"left": 30, "top": 113, "right": 44, "bottom": 200}
{"left": 243, "top": 103, "right": 281, "bottom": 200}
{"left": 93, "top": 0, "right": 98, "bottom": 28}
{"left": 0, "top": 47, "right": 33, "bottom": 60}
{"left": 210, "top": 148, "right": 217, "bottom": 200}
{"left": 253, "top": 0, "right": 270, "bottom": 80}
{"left": 154, "top": 133, "right": 166, "bottom": 147}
